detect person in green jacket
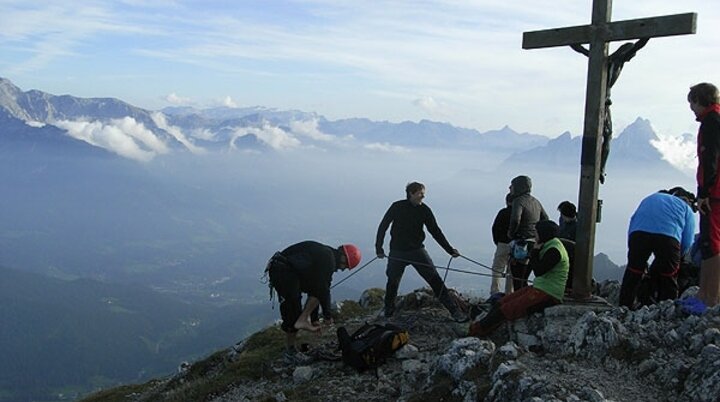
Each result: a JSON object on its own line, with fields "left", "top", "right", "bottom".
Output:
{"left": 469, "top": 220, "right": 569, "bottom": 337}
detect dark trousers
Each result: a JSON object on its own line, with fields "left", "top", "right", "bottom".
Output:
{"left": 268, "top": 262, "right": 302, "bottom": 333}
{"left": 619, "top": 231, "right": 680, "bottom": 308}
{"left": 385, "top": 248, "right": 456, "bottom": 313}
{"left": 508, "top": 240, "right": 534, "bottom": 291}
{"left": 509, "top": 259, "right": 531, "bottom": 291}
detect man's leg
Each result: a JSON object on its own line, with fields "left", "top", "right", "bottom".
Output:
{"left": 384, "top": 254, "right": 406, "bottom": 317}
{"left": 294, "top": 296, "right": 320, "bottom": 332}
{"left": 490, "top": 243, "right": 510, "bottom": 294}
{"left": 510, "top": 259, "right": 529, "bottom": 291}
{"left": 468, "top": 305, "right": 506, "bottom": 337}
{"left": 650, "top": 234, "right": 680, "bottom": 302}
{"left": 699, "top": 205, "right": 720, "bottom": 306}
{"left": 700, "top": 255, "right": 720, "bottom": 306}
{"left": 411, "top": 249, "right": 458, "bottom": 314}
{"left": 269, "top": 264, "right": 303, "bottom": 349}
{"left": 619, "top": 232, "right": 651, "bottom": 308}
{"left": 499, "top": 286, "right": 558, "bottom": 321}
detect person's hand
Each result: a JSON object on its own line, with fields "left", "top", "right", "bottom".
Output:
{"left": 377, "top": 251, "right": 386, "bottom": 259}
{"left": 698, "top": 197, "right": 711, "bottom": 215}
{"left": 450, "top": 249, "right": 460, "bottom": 258}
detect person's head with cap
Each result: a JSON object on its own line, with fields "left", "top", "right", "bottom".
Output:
{"left": 536, "top": 220, "right": 560, "bottom": 244}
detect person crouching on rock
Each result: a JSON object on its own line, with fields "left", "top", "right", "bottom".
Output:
{"left": 469, "top": 220, "right": 569, "bottom": 337}
{"left": 266, "top": 241, "right": 361, "bottom": 363}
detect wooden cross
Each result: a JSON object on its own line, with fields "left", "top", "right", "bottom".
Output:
{"left": 522, "top": 0, "right": 696, "bottom": 299}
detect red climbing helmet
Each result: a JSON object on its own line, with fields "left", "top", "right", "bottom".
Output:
{"left": 341, "top": 244, "right": 362, "bottom": 269}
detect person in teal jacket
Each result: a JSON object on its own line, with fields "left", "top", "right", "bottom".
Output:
{"left": 469, "top": 220, "right": 569, "bottom": 337}
{"left": 619, "top": 187, "right": 696, "bottom": 309}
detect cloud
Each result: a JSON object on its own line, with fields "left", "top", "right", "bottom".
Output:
{"left": 651, "top": 135, "right": 696, "bottom": 173}
{"left": 230, "top": 123, "right": 301, "bottom": 150}
{"left": 222, "top": 96, "right": 238, "bottom": 108}
{"left": 165, "top": 92, "right": 192, "bottom": 105}
{"left": 113, "top": 117, "right": 169, "bottom": 154}
{"left": 54, "top": 118, "right": 160, "bottom": 162}
{"left": 413, "top": 95, "right": 450, "bottom": 117}
{"left": 53, "top": 120, "right": 156, "bottom": 162}
{"left": 151, "top": 112, "right": 206, "bottom": 154}
{"left": 289, "top": 119, "right": 335, "bottom": 141}
{"left": 25, "top": 120, "right": 45, "bottom": 128}
{"left": 363, "top": 142, "right": 410, "bottom": 153}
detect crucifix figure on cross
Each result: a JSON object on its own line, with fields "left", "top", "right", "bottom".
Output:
{"left": 571, "top": 37, "right": 649, "bottom": 184}
{"left": 522, "top": 0, "right": 696, "bottom": 300}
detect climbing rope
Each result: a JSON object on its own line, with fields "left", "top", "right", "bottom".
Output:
{"left": 331, "top": 256, "right": 379, "bottom": 289}
{"left": 386, "top": 254, "right": 534, "bottom": 284}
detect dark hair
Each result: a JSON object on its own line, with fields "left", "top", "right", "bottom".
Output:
{"left": 536, "top": 220, "right": 560, "bottom": 243}
{"left": 557, "top": 201, "right": 577, "bottom": 218}
{"left": 405, "top": 182, "right": 425, "bottom": 198}
{"left": 688, "top": 83, "right": 720, "bottom": 107}
{"left": 663, "top": 186, "right": 698, "bottom": 212}
{"left": 505, "top": 193, "right": 513, "bottom": 205}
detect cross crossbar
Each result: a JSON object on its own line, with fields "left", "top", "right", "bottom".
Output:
{"left": 523, "top": 12, "right": 696, "bottom": 49}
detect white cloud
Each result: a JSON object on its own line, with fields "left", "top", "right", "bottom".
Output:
{"left": 25, "top": 120, "right": 45, "bottom": 128}
{"left": 165, "top": 92, "right": 192, "bottom": 105}
{"left": 151, "top": 112, "right": 205, "bottom": 154}
{"left": 651, "top": 136, "right": 696, "bottom": 173}
{"left": 113, "top": 117, "right": 169, "bottom": 154}
{"left": 289, "top": 119, "right": 334, "bottom": 141}
{"left": 230, "top": 124, "right": 300, "bottom": 150}
{"left": 190, "top": 128, "right": 216, "bottom": 141}
{"left": 222, "top": 96, "right": 238, "bottom": 108}
{"left": 54, "top": 119, "right": 158, "bottom": 162}
{"left": 364, "top": 142, "right": 410, "bottom": 153}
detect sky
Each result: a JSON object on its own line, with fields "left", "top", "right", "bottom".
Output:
{"left": 1, "top": 0, "right": 718, "bottom": 139}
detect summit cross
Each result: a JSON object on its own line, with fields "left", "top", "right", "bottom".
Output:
{"left": 522, "top": 0, "right": 696, "bottom": 299}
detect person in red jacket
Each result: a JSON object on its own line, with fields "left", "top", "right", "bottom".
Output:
{"left": 689, "top": 82, "right": 720, "bottom": 310}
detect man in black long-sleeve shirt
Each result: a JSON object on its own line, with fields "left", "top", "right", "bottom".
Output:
{"left": 375, "top": 182, "right": 466, "bottom": 322}
{"left": 267, "top": 241, "right": 361, "bottom": 362}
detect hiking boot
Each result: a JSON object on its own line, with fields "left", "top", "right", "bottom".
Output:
{"left": 451, "top": 309, "right": 469, "bottom": 323}
{"left": 283, "top": 349, "right": 313, "bottom": 365}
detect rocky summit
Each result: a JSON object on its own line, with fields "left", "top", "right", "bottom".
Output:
{"left": 84, "top": 283, "right": 720, "bottom": 402}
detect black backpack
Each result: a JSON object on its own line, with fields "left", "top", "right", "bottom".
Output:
{"left": 336, "top": 322, "right": 409, "bottom": 372}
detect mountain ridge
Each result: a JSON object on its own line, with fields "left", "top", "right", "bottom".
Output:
{"left": 0, "top": 77, "right": 690, "bottom": 179}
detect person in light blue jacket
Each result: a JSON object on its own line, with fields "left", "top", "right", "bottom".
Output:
{"left": 619, "top": 187, "right": 697, "bottom": 309}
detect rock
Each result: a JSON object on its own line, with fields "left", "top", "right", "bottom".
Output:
{"left": 434, "top": 337, "right": 495, "bottom": 382}
{"left": 292, "top": 366, "right": 314, "bottom": 383}
{"left": 358, "top": 288, "right": 385, "bottom": 309}
{"left": 395, "top": 343, "right": 419, "bottom": 359}
{"left": 680, "top": 344, "right": 720, "bottom": 402}
{"left": 401, "top": 359, "right": 424, "bottom": 373}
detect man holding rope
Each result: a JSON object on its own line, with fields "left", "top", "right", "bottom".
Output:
{"left": 375, "top": 181, "right": 468, "bottom": 323}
